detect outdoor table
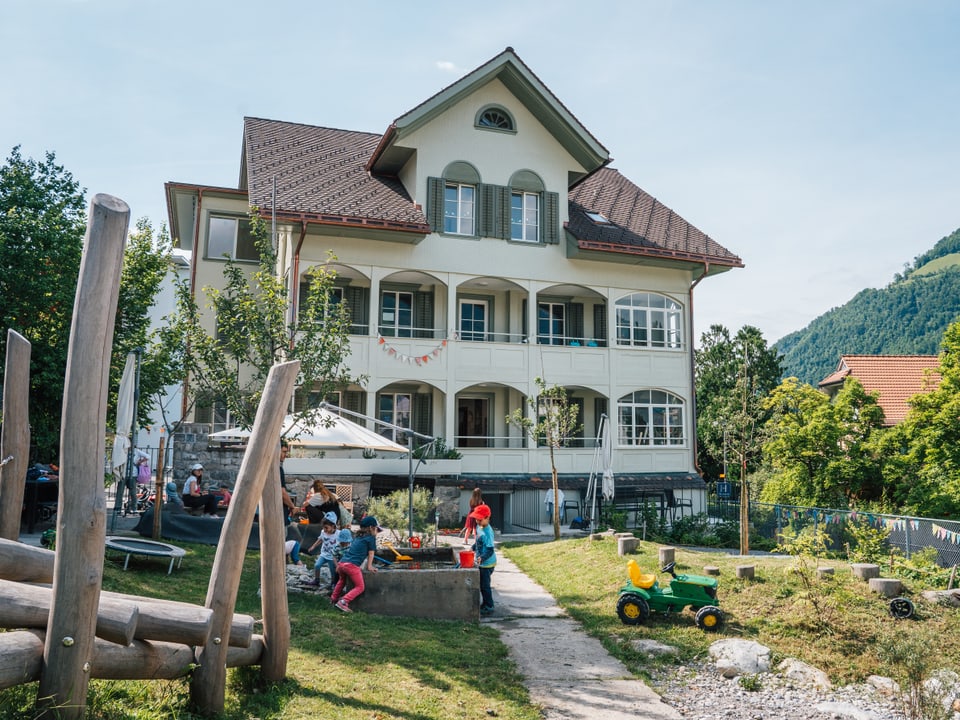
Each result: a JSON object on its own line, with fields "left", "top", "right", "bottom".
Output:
{"left": 105, "top": 536, "right": 186, "bottom": 574}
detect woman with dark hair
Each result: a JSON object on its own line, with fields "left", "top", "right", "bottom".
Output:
{"left": 302, "top": 480, "right": 341, "bottom": 525}
{"left": 461, "top": 487, "right": 483, "bottom": 544}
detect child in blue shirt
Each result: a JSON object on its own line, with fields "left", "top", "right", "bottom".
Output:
{"left": 469, "top": 503, "right": 497, "bottom": 615}
{"left": 305, "top": 512, "right": 339, "bottom": 591}
{"left": 331, "top": 516, "right": 380, "bottom": 612}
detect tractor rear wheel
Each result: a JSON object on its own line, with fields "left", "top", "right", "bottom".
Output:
{"left": 617, "top": 593, "right": 650, "bottom": 625}
{"left": 695, "top": 605, "right": 724, "bottom": 632}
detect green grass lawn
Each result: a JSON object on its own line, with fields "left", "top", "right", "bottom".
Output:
{"left": 2, "top": 535, "right": 957, "bottom": 718}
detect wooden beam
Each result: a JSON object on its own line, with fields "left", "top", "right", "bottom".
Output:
{"left": 190, "top": 361, "right": 299, "bottom": 715}
{"left": 38, "top": 194, "right": 129, "bottom": 720}
{"left": 0, "top": 330, "right": 31, "bottom": 540}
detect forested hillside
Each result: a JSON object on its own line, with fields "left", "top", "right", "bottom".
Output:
{"left": 776, "top": 227, "right": 960, "bottom": 384}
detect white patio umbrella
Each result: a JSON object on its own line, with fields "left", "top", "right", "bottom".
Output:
{"left": 208, "top": 409, "right": 408, "bottom": 454}
{"left": 111, "top": 353, "right": 137, "bottom": 472}
{"left": 600, "top": 414, "right": 615, "bottom": 501}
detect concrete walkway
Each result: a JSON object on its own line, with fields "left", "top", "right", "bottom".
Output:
{"left": 483, "top": 554, "right": 682, "bottom": 720}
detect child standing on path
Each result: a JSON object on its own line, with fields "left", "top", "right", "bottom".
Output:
{"left": 331, "top": 515, "right": 380, "bottom": 612}
{"left": 469, "top": 503, "right": 497, "bottom": 615}
{"left": 306, "top": 512, "right": 339, "bottom": 590}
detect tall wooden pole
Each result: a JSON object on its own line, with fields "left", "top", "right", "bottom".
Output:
{"left": 38, "top": 194, "right": 129, "bottom": 719}
{"left": 153, "top": 435, "right": 166, "bottom": 540}
{"left": 0, "top": 330, "right": 31, "bottom": 540}
{"left": 190, "top": 360, "right": 299, "bottom": 716}
{"left": 259, "top": 442, "right": 289, "bottom": 681}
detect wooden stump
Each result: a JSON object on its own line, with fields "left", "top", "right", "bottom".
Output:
{"left": 704, "top": 566, "right": 721, "bottom": 576}
{"left": 659, "top": 546, "right": 676, "bottom": 566}
{"left": 617, "top": 536, "right": 639, "bottom": 556}
{"left": 869, "top": 577, "right": 903, "bottom": 598}
{"left": 850, "top": 563, "right": 880, "bottom": 581}
{"left": 0, "top": 330, "right": 31, "bottom": 541}
{"left": 735, "top": 565, "right": 755, "bottom": 580}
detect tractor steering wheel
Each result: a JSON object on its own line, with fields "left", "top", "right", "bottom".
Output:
{"left": 661, "top": 561, "right": 676, "bottom": 577}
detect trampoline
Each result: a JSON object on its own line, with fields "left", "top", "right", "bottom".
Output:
{"left": 105, "top": 536, "right": 186, "bottom": 574}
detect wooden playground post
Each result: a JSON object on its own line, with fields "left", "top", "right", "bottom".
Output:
{"left": 0, "top": 329, "right": 31, "bottom": 540}
{"left": 258, "top": 441, "right": 290, "bottom": 682}
{"left": 153, "top": 435, "right": 166, "bottom": 540}
{"left": 37, "top": 194, "right": 129, "bottom": 720}
{"left": 190, "top": 360, "right": 299, "bottom": 716}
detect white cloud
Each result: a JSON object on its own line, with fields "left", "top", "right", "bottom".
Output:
{"left": 435, "top": 60, "right": 460, "bottom": 74}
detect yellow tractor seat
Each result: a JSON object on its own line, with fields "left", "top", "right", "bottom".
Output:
{"left": 627, "top": 559, "right": 657, "bottom": 589}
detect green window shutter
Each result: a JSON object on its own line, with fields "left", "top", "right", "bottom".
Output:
{"left": 593, "top": 303, "right": 607, "bottom": 345}
{"left": 414, "top": 393, "right": 432, "bottom": 438}
{"left": 479, "top": 184, "right": 496, "bottom": 237}
{"left": 568, "top": 302, "right": 584, "bottom": 343}
{"left": 543, "top": 191, "right": 560, "bottom": 244}
{"left": 345, "top": 286, "right": 369, "bottom": 335}
{"left": 427, "top": 176, "right": 444, "bottom": 232}
{"left": 497, "top": 186, "right": 511, "bottom": 239}
{"left": 414, "top": 290, "right": 434, "bottom": 339}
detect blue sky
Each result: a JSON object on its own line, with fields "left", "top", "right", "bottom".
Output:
{"left": 2, "top": 0, "right": 958, "bottom": 344}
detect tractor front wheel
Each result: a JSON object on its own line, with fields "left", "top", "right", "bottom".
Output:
{"left": 695, "top": 605, "right": 724, "bottom": 632}
{"left": 617, "top": 593, "right": 650, "bottom": 626}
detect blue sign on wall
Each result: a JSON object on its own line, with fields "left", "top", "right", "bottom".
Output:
{"left": 717, "top": 481, "right": 731, "bottom": 498}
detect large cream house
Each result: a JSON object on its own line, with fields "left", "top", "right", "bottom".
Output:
{"left": 165, "top": 48, "right": 742, "bottom": 531}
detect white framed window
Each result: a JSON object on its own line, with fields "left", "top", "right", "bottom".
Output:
{"left": 207, "top": 215, "right": 257, "bottom": 261}
{"left": 511, "top": 191, "right": 539, "bottom": 242}
{"left": 615, "top": 293, "right": 682, "bottom": 349}
{"left": 617, "top": 390, "right": 685, "bottom": 446}
{"left": 537, "top": 302, "right": 565, "bottom": 345}
{"left": 380, "top": 291, "right": 413, "bottom": 337}
{"left": 444, "top": 183, "right": 475, "bottom": 235}
{"left": 379, "top": 393, "right": 411, "bottom": 442}
{"left": 459, "top": 299, "right": 488, "bottom": 341}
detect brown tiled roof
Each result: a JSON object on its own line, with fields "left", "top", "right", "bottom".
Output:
{"left": 567, "top": 168, "right": 742, "bottom": 266}
{"left": 818, "top": 355, "right": 941, "bottom": 425}
{"left": 243, "top": 118, "right": 429, "bottom": 230}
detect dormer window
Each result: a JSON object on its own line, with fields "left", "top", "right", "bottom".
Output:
{"left": 475, "top": 105, "right": 516, "bottom": 133}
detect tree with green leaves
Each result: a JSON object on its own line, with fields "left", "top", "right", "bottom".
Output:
{"left": 0, "top": 147, "right": 176, "bottom": 460}
{"left": 758, "top": 376, "right": 885, "bottom": 507}
{"left": 172, "top": 209, "right": 358, "bottom": 431}
{"left": 893, "top": 320, "right": 960, "bottom": 517}
{"left": 506, "top": 377, "right": 581, "bottom": 540}
{"left": 695, "top": 324, "right": 783, "bottom": 482}
{"left": 0, "top": 148, "right": 86, "bottom": 458}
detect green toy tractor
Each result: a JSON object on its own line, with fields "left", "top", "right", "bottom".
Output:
{"left": 616, "top": 559, "right": 724, "bottom": 631}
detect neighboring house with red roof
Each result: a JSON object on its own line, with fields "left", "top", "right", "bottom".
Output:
{"left": 165, "top": 48, "right": 742, "bottom": 530}
{"left": 818, "top": 355, "right": 941, "bottom": 426}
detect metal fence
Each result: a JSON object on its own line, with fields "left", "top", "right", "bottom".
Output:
{"left": 708, "top": 498, "right": 960, "bottom": 568}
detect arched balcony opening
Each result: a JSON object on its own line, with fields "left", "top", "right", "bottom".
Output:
{"left": 455, "top": 276, "right": 528, "bottom": 344}
{"left": 534, "top": 284, "right": 607, "bottom": 347}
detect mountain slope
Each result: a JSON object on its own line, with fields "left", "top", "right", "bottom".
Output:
{"left": 776, "top": 227, "right": 960, "bottom": 385}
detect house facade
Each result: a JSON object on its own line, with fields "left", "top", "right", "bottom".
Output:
{"left": 165, "top": 48, "right": 742, "bottom": 530}
{"left": 819, "top": 355, "right": 941, "bottom": 426}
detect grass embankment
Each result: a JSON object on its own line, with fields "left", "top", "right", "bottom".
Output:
{"left": 3, "top": 536, "right": 957, "bottom": 718}
{"left": 505, "top": 537, "right": 960, "bottom": 685}
{"left": 0, "top": 544, "right": 540, "bottom": 720}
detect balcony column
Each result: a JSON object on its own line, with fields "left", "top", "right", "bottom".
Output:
{"left": 445, "top": 276, "right": 460, "bottom": 446}
{"left": 368, "top": 273, "right": 382, "bottom": 336}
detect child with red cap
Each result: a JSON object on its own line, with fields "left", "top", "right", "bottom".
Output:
{"left": 469, "top": 503, "right": 497, "bottom": 615}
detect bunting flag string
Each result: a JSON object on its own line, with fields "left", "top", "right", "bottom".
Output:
{"left": 377, "top": 334, "right": 448, "bottom": 366}
{"left": 932, "top": 523, "right": 960, "bottom": 545}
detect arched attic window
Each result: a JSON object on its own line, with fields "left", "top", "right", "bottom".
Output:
{"left": 475, "top": 105, "right": 516, "bottom": 132}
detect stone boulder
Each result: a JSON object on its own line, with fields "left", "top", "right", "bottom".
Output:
{"left": 708, "top": 638, "right": 771, "bottom": 678}
{"left": 778, "top": 658, "right": 832, "bottom": 690}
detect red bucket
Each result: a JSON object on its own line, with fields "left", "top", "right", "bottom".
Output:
{"left": 459, "top": 550, "right": 475, "bottom": 568}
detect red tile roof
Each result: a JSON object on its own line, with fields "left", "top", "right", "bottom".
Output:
{"left": 242, "top": 118, "right": 430, "bottom": 230}
{"left": 818, "top": 355, "right": 941, "bottom": 425}
{"left": 567, "top": 168, "right": 743, "bottom": 266}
